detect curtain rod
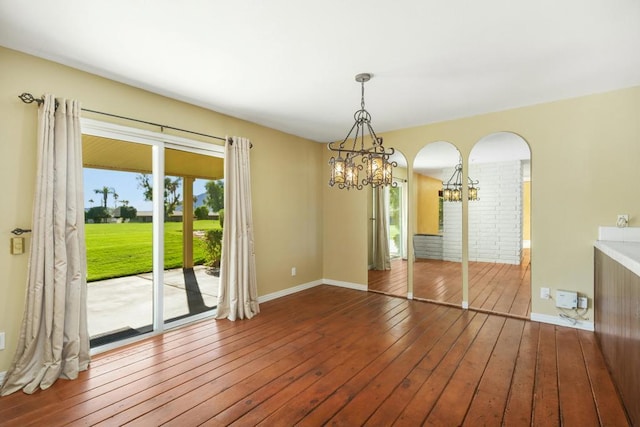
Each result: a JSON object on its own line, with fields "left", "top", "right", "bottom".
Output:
{"left": 18, "top": 92, "right": 235, "bottom": 143}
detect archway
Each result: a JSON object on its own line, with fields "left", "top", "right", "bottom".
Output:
{"left": 367, "top": 150, "right": 409, "bottom": 297}
{"left": 412, "top": 141, "right": 463, "bottom": 305}
{"left": 468, "top": 132, "right": 531, "bottom": 317}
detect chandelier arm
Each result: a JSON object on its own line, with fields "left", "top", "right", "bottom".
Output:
{"left": 328, "top": 119, "right": 361, "bottom": 153}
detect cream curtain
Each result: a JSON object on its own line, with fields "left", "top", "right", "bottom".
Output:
{"left": 215, "top": 137, "right": 259, "bottom": 321}
{"left": 374, "top": 186, "right": 391, "bottom": 270}
{"left": 1, "top": 95, "right": 89, "bottom": 396}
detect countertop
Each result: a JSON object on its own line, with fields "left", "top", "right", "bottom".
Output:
{"left": 594, "top": 240, "right": 640, "bottom": 277}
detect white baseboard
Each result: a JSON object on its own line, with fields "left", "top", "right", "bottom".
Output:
{"left": 258, "top": 280, "right": 324, "bottom": 304}
{"left": 257, "top": 278, "right": 367, "bottom": 305}
{"left": 322, "top": 279, "right": 368, "bottom": 292}
{"left": 530, "top": 312, "right": 594, "bottom": 331}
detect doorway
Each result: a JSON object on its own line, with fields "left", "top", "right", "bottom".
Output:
{"left": 468, "top": 132, "right": 532, "bottom": 317}
{"left": 81, "top": 119, "right": 224, "bottom": 349}
{"left": 367, "top": 151, "right": 408, "bottom": 297}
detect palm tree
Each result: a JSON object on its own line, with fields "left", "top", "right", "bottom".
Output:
{"left": 94, "top": 186, "right": 116, "bottom": 208}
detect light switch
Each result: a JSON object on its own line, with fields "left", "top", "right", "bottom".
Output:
{"left": 10, "top": 237, "right": 24, "bottom": 255}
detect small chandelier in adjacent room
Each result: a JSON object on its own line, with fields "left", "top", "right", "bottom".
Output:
{"left": 442, "top": 158, "right": 480, "bottom": 202}
{"left": 328, "top": 73, "right": 397, "bottom": 190}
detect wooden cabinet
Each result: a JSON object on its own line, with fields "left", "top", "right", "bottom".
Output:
{"left": 595, "top": 248, "right": 640, "bottom": 426}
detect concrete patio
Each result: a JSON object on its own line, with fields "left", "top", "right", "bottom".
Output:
{"left": 87, "top": 266, "right": 218, "bottom": 342}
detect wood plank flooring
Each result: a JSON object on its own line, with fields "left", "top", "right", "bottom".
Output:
{"left": 369, "top": 250, "right": 531, "bottom": 318}
{"left": 0, "top": 285, "right": 628, "bottom": 426}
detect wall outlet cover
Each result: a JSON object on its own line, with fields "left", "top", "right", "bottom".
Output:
{"left": 540, "top": 287, "right": 550, "bottom": 299}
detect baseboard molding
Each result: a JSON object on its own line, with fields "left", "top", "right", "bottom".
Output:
{"left": 258, "top": 280, "right": 324, "bottom": 304}
{"left": 322, "top": 279, "right": 368, "bottom": 292}
{"left": 257, "top": 278, "right": 367, "bottom": 304}
{"left": 531, "top": 312, "right": 594, "bottom": 331}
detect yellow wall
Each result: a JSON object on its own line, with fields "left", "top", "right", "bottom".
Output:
{"left": 416, "top": 174, "right": 442, "bottom": 235}
{"left": 3, "top": 45, "right": 640, "bottom": 372}
{"left": 0, "top": 47, "right": 324, "bottom": 372}
{"left": 523, "top": 181, "right": 531, "bottom": 241}
{"left": 323, "top": 85, "right": 640, "bottom": 321}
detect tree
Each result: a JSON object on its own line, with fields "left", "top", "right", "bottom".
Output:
{"left": 86, "top": 206, "right": 110, "bottom": 223}
{"left": 137, "top": 174, "right": 182, "bottom": 220}
{"left": 205, "top": 180, "right": 224, "bottom": 213}
{"left": 94, "top": 186, "right": 116, "bottom": 208}
{"left": 194, "top": 206, "right": 209, "bottom": 220}
{"left": 119, "top": 205, "right": 137, "bottom": 221}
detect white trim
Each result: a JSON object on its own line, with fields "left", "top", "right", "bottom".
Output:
{"left": 81, "top": 118, "right": 224, "bottom": 157}
{"left": 530, "top": 312, "right": 594, "bottom": 331}
{"left": 523, "top": 240, "right": 531, "bottom": 248}
{"left": 322, "top": 279, "right": 368, "bottom": 292}
{"left": 407, "top": 292, "right": 414, "bottom": 300}
{"left": 258, "top": 280, "right": 324, "bottom": 303}
{"left": 462, "top": 301, "right": 469, "bottom": 309}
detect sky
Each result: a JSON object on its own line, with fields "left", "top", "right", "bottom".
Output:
{"left": 83, "top": 168, "right": 211, "bottom": 212}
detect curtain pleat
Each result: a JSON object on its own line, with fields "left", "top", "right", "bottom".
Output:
{"left": 1, "top": 94, "right": 89, "bottom": 396}
{"left": 374, "top": 186, "right": 391, "bottom": 270}
{"left": 215, "top": 137, "right": 259, "bottom": 321}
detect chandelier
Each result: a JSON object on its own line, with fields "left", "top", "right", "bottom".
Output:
{"left": 328, "top": 73, "right": 396, "bottom": 190}
{"left": 442, "top": 158, "right": 480, "bottom": 202}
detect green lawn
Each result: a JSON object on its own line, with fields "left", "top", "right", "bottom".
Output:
{"left": 85, "top": 220, "right": 221, "bottom": 282}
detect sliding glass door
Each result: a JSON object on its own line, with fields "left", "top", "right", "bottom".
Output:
{"left": 82, "top": 119, "right": 224, "bottom": 349}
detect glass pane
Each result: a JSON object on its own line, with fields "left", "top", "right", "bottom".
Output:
{"left": 163, "top": 149, "right": 223, "bottom": 324}
{"left": 84, "top": 138, "right": 154, "bottom": 347}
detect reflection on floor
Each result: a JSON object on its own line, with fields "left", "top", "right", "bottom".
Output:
{"left": 88, "top": 266, "right": 218, "bottom": 347}
{"left": 369, "top": 249, "right": 531, "bottom": 318}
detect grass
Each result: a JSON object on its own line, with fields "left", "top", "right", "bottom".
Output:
{"left": 85, "top": 220, "right": 221, "bottom": 282}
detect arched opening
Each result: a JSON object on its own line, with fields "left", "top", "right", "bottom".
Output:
{"left": 412, "top": 141, "right": 463, "bottom": 305}
{"left": 468, "top": 132, "right": 531, "bottom": 317}
{"left": 367, "top": 150, "right": 409, "bottom": 298}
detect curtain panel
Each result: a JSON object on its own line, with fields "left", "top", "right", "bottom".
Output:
{"left": 215, "top": 136, "right": 259, "bottom": 321}
{"left": 1, "top": 94, "right": 90, "bottom": 395}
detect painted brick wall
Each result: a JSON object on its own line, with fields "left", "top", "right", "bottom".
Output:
{"left": 442, "top": 160, "right": 523, "bottom": 264}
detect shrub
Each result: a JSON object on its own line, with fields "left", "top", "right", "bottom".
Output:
{"left": 203, "top": 228, "right": 223, "bottom": 268}
{"left": 86, "top": 206, "right": 110, "bottom": 223}
{"left": 194, "top": 206, "right": 209, "bottom": 220}
{"left": 218, "top": 209, "right": 224, "bottom": 228}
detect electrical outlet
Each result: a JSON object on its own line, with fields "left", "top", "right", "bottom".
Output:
{"left": 0, "top": 332, "right": 5, "bottom": 350}
{"left": 291, "top": 267, "right": 296, "bottom": 276}
{"left": 10, "top": 237, "right": 24, "bottom": 255}
{"left": 578, "top": 296, "right": 588, "bottom": 309}
{"left": 540, "top": 287, "right": 550, "bottom": 299}
{"left": 617, "top": 214, "right": 629, "bottom": 228}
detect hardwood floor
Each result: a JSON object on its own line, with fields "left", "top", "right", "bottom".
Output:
{"left": 369, "top": 250, "right": 531, "bottom": 318}
{"left": 0, "top": 285, "right": 628, "bottom": 426}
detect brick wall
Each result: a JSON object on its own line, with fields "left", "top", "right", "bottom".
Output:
{"left": 442, "top": 160, "right": 523, "bottom": 264}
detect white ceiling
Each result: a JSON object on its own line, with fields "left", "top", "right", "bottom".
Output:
{"left": 1, "top": 1, "right": 639, "bottom": 144}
